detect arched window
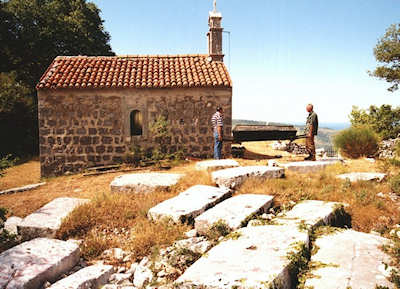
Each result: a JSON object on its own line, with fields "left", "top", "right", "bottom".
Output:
{"left": 130, "top": 110, "right": 143, "bottom": 136}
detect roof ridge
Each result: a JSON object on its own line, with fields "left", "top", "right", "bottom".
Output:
{"left": 55, "top": 54, "right": 209, "bottom": 60}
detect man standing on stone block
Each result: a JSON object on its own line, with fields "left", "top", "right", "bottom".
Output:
{"left": 304, "top": 103, "right": 318, "bottom": 161}
{"left": 211, "top": 106, "right": 224, "bottom": 159}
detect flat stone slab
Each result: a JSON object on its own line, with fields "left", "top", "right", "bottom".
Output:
{"left": 304, "top": 230, "right": 394, "bottom": 288}
{"left": 48, "top": 264, "right": 114, "bottom": 289}
{"left": 337, "top": 172, "right": 386, "bottom": 182}
{"left": 148, "top": 185, "right": 232, "bottom": 224}
{"left": 176, "top": 224, "right": 309, "bottom": 288}
{"left": 18, "top": 197, "right": 89, "bottom": 241}
{"left": 195, "top": 159, "right": 239, "bottom": 171}
{"left": 283, "top": 160, "right": 338, "bottom": 173}
{"left": 275, "top": 200, "right": 347, "bottom": 228}
{"left": 0, "top": 182, "right": 46, "bottom": 195}
{"left": 211, "top": 166, "right": 285, "bottom": 189}
{"left": 110, "top": 173, "right": 183, "bottom": 194}
{"left": 195, "top": 194, "right": 274, "bottom": 235}
{"left": 0, "top": 238, "right": 80, "bottom": 289}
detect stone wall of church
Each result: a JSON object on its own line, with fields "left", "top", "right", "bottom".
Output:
{"left": 38, "top": 87, "right": 232, "bottom": 177}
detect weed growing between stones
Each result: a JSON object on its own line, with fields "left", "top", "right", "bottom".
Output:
{"left": 204, "top": 219, "right": 232, "bottom": 240}
{"left": 286, "top": 241, "right": 310, "bottom": 289}
{"left": 0, "top": 207, "right": 19, "bottom": 252}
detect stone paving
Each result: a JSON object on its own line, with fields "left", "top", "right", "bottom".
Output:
{"left": 212, "top": 166, "right": 284, "bottom": 189}
{"left": 337, "top": 172, "right": 386, "bottom": 182}
{"left": 0, "top": 182, "right": 46, "bottom": 195}
{"left": 195, "top": 159, "right": 239, "bottom": 171}
{"left": 110, "top": 173, "right": 183, "bottom": 194}
{"left": 0, "top": 238, "right": 80, "bottom": 289}
{"left": 18, "top": 197, "right": 89, "bottom": 241}
{"left": 148, "top": 185, "right": 231, "bottom": 224}
{"left": 304, "top": 230, "right": 394, "bottom": 288}
{"left": 195, "top": 194, "right": 274, "bottom": 235}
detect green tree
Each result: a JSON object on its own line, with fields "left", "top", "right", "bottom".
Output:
{"left": 370, "top": 24, "right": 400, "bottom": 92}
{"left": 350, "top": 105, "right": 400, "bottom": 139}
{"left": 0, "top": 0, "right": 114, "bottom": 157}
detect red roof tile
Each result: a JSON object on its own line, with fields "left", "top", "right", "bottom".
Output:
{"left": 37, "top": 55, "right": 232, "bottom": 90}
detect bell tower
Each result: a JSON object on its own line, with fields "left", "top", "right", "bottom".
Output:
{"left": 207, "top": 0, "right": 224, "bottom": 62}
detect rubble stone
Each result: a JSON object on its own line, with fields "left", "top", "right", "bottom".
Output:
{"left": 283, "top": 160, "right": 338, "bottom": 173}
{"left": 0, "top": 182, "right": 46, "bottom": 195}
{"left": 4, "top": 216, "right": 23, "bottom": 235}
{"left": 337, "top": 172, "right": 386, "bottom": 182}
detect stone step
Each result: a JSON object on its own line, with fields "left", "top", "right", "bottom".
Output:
{"left": 304, "top": 230, "right": 394, "bottom": 288}
{"left": 48, "top": 264, "right": 114, "bottom": 289}
{"left": 211, "top": 166, "right": 284, "bottom": 190}
{"left": 195, "top": 194, "right": 274, "bottom": 236}
{"left": 0, "top": 182, "right": 46, "bottom": 196}
{"left": 18, "top": 197, "right": 89, "bottom": 241}
{"left": 275, "top": 200, "right": 349, "bottom": 229}
{"left": 175, "top": 224, "right": 309, "bottom": 288}
{"left": 176, "top": 199, "right": 346, "bottom": 288}
{"left": 283, "top": 160, "right": 338, "bottom": 173}
{"left": 110, "top": 173, "right": 183, "bottom": 194}
{"left": 195, "top": 159, "right": 239, "bottom": 171}
{"left": 0, "top": 238, "right": 80, "bottom": 289}
{"left": 337, "top": 172, "right": 386, "bottom": 182}
{"left": 147, "top": 185, "right": 232, "bottom": 224}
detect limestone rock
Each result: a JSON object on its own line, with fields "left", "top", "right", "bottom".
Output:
{"left": 304, "top": 230, "right": 395, "bottom": 288}
{"left": 18, "top": 197, "right": 89, "bottom": 241}
{"left": 175, "top": 224, "right": 309, "bottom": 288}
{"left": 173, "top": 237, "right": 212, "bottom": 255}
{"left": 337, "top": 172, "right": 386, "bottom": 182}
{"left": 195, "top": 194, "right": 274, "bottom": 235}
{"left": 48, "top": 264, "right": 114, "bottom": 289}
{"left": 283, "top": 160, "right": 338, "bottom": 173}
{"left": 0, "top": 238, "right": 80, "bottom": 289}
{"left": 133, "top": 264, "right": 153, "bottom": 288}
{"left": 147, "top": 185, "right": 231, "bottom": 224}
{"left": 195, "top": 159, "right": 239, "bottom": 171}
{"left": 4, "top": 216, "right": 23, "bottom": 235}
{"left": 211, "top": 166, "right": 284, "bottom": 189}
{"left": 110, "top": 173, "right": 183, "bottom": 194}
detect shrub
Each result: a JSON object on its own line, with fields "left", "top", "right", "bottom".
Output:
{"left": 0, "top": 154, "right": 17, "bottom": 177}
{"left": 0, "top": 207, "right": 18, "bottom": 252}
{"left": 390, "top": 174, "right": 400, "bottom": 195}
{"left": 333, "top": 126, "right": 379, "bottom": 158}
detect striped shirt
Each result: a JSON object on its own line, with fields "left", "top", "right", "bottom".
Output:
{"left": 211, "top": 111, "right": 224, "bottom": 133}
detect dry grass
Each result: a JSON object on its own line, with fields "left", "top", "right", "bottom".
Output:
{"left": 237, "top": 159, "right": 400, "bottom": 233}
{"left": 0, "top": 160, "right": 41, "bottom": 191}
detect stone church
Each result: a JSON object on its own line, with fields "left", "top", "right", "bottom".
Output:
{"left": 36, "top": 7, "right": 232, "bottom": 177}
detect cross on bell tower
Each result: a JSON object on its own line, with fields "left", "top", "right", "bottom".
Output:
{"left": 207, "top": 0, "right": 224, "bottom": 62}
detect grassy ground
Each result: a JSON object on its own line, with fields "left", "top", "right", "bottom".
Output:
{"left": 1, "top": 142, "right": 400, "bottom": 263}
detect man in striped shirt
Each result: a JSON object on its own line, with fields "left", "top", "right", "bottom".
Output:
{"left": 211, "top": 106, "right": 224, "bottom": 159}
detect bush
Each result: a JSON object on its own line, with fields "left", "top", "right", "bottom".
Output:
{"left": 0, "top": 154, "right": 17, "bottom": 177}
{"left": 333, "top": 126, "right": 379, "bottom": 158}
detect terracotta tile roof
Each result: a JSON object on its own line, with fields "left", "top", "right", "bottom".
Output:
{"left": 37, "top": 55, "right": 232, "bottom": 90}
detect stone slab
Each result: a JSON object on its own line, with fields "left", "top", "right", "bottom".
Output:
{"left": 18, "top": 197, "right": 89, "bottom": 241}
{"left": 110, "top": 173, "right": 183, "bottom": 194}
{"left": 275, "top": 200, "right": 347, "bottom": 228}
{"left": 283, "top": 160, "right": 338, "bottom": 173}
{"left": 148, "top": 185, "right": 232, "bottom": 224}
{"left": 4, "top": 216, "right": 23, "bottom": 235}
{"left": 337, "top": 172, "right": 386, "bottom": 182}
{"left": 0, "top": 238, "right": 80, "bottom": 289}
{"left": 304, "top": 230, "right": 394, "bottom": 288}
{"left": 195, "top": 194, "right": 274, "bottom": 235}
{"left": 195, "top": 159, "right": 239, "bottom": 171}
{"left": 211, "top": 166, "right": 284, "bottom": 189}
{"left": 0, "top": 182, "right": 46, "bottom": 195}
{"left": 48, "top": 264, "right": 114, "bottom": 289}
{"left": 175, "top": 224, "right": 309, "bottom": 288}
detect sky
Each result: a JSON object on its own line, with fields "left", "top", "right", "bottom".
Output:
{"left": 91, "top": 0, "right": 400, "bottom": 125}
